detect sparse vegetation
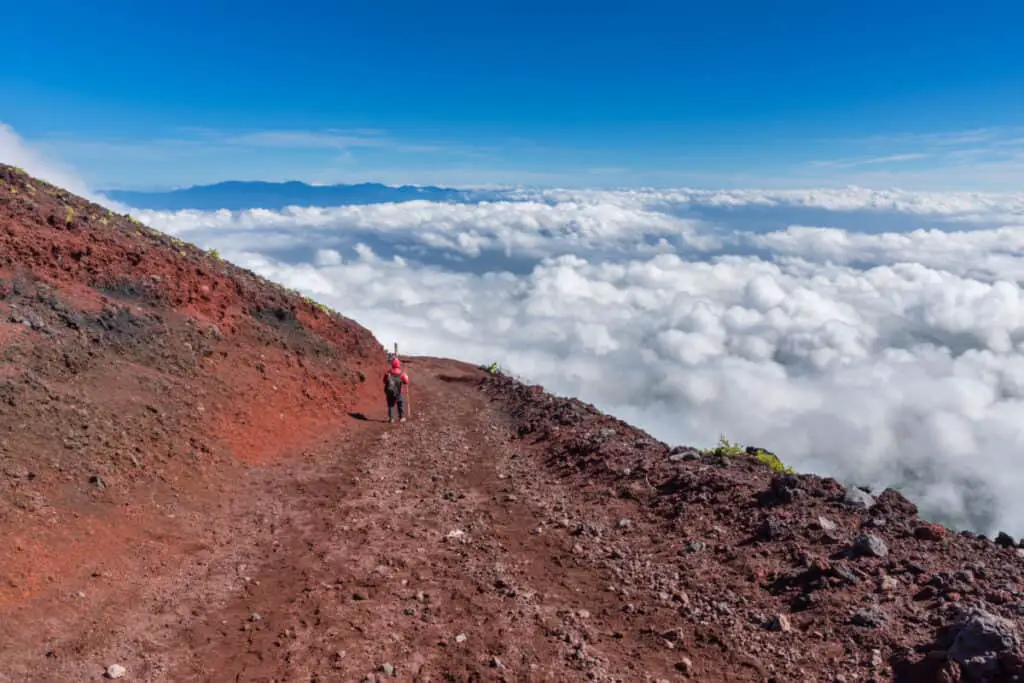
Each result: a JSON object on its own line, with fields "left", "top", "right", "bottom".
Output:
{"left": 65, "top": 206, "right": 74, "bottom": 224}
{"left": 706, "top": 436, "right": 795, "bottom": 475}
{"left": 480, "top": 361, "right": 501, "bottom": 374}
{"left": 207, "top": 248, "right": 221, "bottom": 260}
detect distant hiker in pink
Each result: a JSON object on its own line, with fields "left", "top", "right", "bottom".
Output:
{"left": 383, "top": 357, "right": 409, "bottom": 423}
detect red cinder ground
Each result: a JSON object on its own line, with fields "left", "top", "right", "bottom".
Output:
{"left": 1, "top": 165, "right": 1023, "bottom": 682}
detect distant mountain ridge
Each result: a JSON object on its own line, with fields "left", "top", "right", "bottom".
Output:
{"left": 105, "top": 180, "right": 484, "bottom": 211}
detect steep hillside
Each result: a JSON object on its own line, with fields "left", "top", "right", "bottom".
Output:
{"left": 0, "top": 164, "right": 384, "bottom": 607}
{"left": 2, "top": 165, "right": 1024, "bottom": 683}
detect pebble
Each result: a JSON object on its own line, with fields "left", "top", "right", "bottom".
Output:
{"left": 675, "top": 657, "right": 694, "bottom": 674}
{"left": 105, "top": 664, "right": 126, "bottom": 679}
{"left": 768, "top": 614, "right": 792, "bottom": 632}
{"left": 455, "top": 633, "right": 467, "bottom": 643}
{"left": 380, "top": 663, "right": 396, "bottom": 676}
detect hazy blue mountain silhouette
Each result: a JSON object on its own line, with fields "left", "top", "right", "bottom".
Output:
{"left": 106, "top": 180, "right": 492, "bottom": 211}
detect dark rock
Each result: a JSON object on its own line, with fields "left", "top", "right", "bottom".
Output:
{"left": 764, "top": 475, "right": 804, "bottom": 505}
{"left": 832, "top": 563, "right": 862, "bottom": 585}
{"left": 757, "top": 517, "right": 789, "bottom": 541}
{"left": 945, "top": 607, "right": 1022, "bottom": 679}
{"left": 669, "top": 446, "right": 702, "bottom": 462}
{"left": 995, "top": 532, "right": 1016, "bottom": 548}
{"left": 791, "top": 593, "right": 815, "bottom": 611}
{"left": 684, "top": 540, "right": 706, "bottom": 553}
{"left": 852, "top": 534, "right": 889, "bottom": 558}
{"left": 89, "top": 475, "right": 106, "bottom": 490}
{"left": 851, "top": 606, "right": 888, "bottom": 628}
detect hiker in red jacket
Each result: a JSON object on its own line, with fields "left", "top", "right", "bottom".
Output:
{"left": 383, "top": 357, "right": 409, "bottom": 423}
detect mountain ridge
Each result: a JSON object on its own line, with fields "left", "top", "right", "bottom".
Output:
{"left": 104, "top": 179, "right": 479, "bottom": 211}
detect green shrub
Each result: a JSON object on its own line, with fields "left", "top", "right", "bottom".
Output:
{"left": 706, "top": 436, "right": 795, "bottom": 475}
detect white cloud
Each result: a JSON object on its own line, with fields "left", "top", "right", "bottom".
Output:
{"left": 133, "top": 188, "right": 1024, "bottom": 538}
{"left": 0, "top": 122, "right": 128, "bottom": 211}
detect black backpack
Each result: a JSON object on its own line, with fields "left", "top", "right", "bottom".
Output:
{"left": 385, "top": 372, "right": 403, "bottom": 398}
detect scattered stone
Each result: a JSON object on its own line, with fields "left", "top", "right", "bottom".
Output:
{"left": 757, "top": 517, "right": 789, "bottom": 541}
{"left": 669, "top": 446, "right": 702, "bottom": 462}
{"left": 832, "top": 562, "right": 861, "bottom": 585}
{"left": 684, "top": 540, "right": 706, "bottom": 553}
{"left": 490, "top": 656, "right": 505, "bottom": 669}
{"left": 380, "top": 663, "right": 395, "bottom": 676}
{"left": 675, "top": 657, "right": 694, "bottom": 674}
{"left": 766, "top": 475, "right": 804, "bottom": 505}
{"left": 879, "top": 575, "right": 900, "bottom": 592}
{"left": 817, "top": 516, "right": 837, "bottom": 532}
{"left": 843, "top": 488, "right": 876, "bottom": 510}
{"left": 852, "top": 534, "right": 889, "bottom": 559}
{"left": 455, "top": 633, "right": 467, "bottom": 643}
{"left": 89, "top": 475, "right": 106, "bottom": 490}
{"left": 767, "top": 614, "right": 792, "bottom": 633}
{"left": 851, "top": 606, "right": 888, "bottom": 628}
{"left": 616, "top": 518, "right": 632, "bottom": 530}
{"left": 105, "top": 664, "right": 126, "bottom": 679}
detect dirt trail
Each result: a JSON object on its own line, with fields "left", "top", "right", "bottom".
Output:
{"left": 2, "top": 358, "right": 731, "bottom": 682}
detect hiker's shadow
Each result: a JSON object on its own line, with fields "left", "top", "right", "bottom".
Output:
{"left": 348, "top": 412, "right": 387, "bottom": 423}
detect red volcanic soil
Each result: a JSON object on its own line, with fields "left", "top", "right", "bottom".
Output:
{"left": 2, "top": 165, "right": 1024, "bottom": 682}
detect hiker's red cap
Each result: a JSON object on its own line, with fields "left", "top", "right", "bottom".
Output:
{"left": 391, "top": 358, "right": 401, "bottom": 369}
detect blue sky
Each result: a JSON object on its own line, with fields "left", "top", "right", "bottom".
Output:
{"left": 2, "top": 0, "right": 1023, "bottom": 190}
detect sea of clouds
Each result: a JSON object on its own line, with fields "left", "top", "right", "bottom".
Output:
{"left": 129, "top": 187, "right": 1024, "bottom": 538}
{"left": 6, "top": 123, "right": 1024, "bottom": 537}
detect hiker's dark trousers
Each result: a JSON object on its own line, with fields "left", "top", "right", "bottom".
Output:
{"left": 387, "top": 393, "right": 405, "bottom": 420}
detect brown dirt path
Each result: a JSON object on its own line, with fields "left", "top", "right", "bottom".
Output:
{"left": 2, "top": 357, "right": 738, "bottom": 682}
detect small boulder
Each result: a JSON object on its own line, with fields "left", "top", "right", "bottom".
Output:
{"left": 946, "top": 607, "right": 1022, "bottom": 679}
{"left": 873, "top": 487, "right": 918, "bottom": 516}
{"left": 843, "top": 487, "right": 876, "bottom": 510}
{"left": 852, "top": 534, "right": 889, "bottom": 559}
{"left": 105, "top": 664, "right": 126, "bottom": 680}
{"left": 995, "top": 532, "right": 1016, "bottom": 548}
